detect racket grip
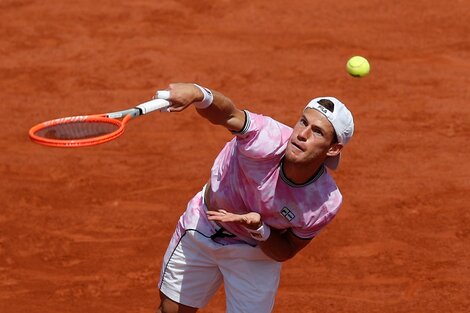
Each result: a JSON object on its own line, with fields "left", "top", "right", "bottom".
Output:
{"left": 136, "top": 99, "right": 170, "bottom": 114}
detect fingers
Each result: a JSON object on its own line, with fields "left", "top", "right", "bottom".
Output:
{"left": 153, "top": 85, "right": 196, "bottom": 113}
{"left": 167, "top": 103, "right": 192, "bottom": 113}
{"left": 153, "top": 87, "right": 171, "bottom": 100}
{"left": 156, "top": 90, "right": 170, "bottom": 100}
{"left": 206, "top": 209, "right": 228, "bottom": 217}
{"left": 206, "top": 210, "right": 256, "bottom": 227}
{"left": 206, "top": 209, "right": 235, "bottom": 223}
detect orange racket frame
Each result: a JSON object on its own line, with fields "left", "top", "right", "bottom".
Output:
{"left": 29, "top": 97, "right": 170, "bottom": 148}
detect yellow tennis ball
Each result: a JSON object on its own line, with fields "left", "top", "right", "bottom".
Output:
{"left": 346, "top": 56, "right": 370, "bottom": 77}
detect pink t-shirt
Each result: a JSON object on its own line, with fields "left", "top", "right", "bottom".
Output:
{"left": 180, "top": 111, "right": 342, "bottom": 246}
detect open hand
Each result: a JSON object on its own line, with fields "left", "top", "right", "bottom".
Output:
{"left": 206, "top": 210, "right": 262, "bottom": 230}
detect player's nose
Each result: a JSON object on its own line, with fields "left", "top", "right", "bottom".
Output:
{"left": 297, "top": 127, "right": 309, "bottom": 141}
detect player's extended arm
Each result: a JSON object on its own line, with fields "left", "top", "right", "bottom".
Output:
{"left": 196, "top": 89, "right": 246, "bottom": 133}
{"left": 160, "top": 83, "right": 246, "bottom": 133}
{"left": 206, "top": 210, "right": 312, "bottom": 262}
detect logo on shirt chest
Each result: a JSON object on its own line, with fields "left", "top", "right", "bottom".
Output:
{"left": 280, "top": 207, "right": 295, "bottom": 222}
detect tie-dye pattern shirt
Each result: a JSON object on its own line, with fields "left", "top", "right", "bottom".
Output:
{"left": 180, "top": 110, "right": 342, "bottom": 246}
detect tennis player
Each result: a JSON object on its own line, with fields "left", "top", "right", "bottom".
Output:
{"left": 155, "top": 83, "right": 354, "bottom": 313}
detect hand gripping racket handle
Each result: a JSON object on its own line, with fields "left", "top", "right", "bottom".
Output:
{"left": 106, "top": 91, "right": 171, "bottom": 119}
{"left": 136, "top": 97, "right": 170, "bottom": 114}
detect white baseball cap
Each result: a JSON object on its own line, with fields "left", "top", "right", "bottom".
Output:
{"left": 305, "top": 97, "right": 354, "bottom": 170}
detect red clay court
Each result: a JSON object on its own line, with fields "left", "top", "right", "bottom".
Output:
{"left": 0, "top": 1, "right": 468, "bottom": 312}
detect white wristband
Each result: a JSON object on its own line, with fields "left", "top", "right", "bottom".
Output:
{"left": 193, "top": 84, "right": 213, "bottom": 109}
{"left": 246, "top": 222, "right": 271, "bottom": 241}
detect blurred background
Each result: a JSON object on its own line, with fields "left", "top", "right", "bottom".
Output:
{"left": 0, "top": 1, "right": 468, "bottom": 312}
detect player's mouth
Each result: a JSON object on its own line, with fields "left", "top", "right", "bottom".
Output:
{"left": 290, "top": 141, "right": 305, "bottom": 152}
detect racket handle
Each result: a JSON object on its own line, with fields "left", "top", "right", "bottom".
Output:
{"left": 136, "top": 99, "right": 170, "bottom": 114}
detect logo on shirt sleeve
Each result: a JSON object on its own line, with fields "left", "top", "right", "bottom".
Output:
{"left": 280, "top": 207, "right": 295, "bottom": 222}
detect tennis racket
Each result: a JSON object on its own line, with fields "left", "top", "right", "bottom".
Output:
{"left": 29, "top": 91, "right": 171, "bottom": 148}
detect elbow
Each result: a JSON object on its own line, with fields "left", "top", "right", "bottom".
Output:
{"left": 278, "top": 253, "right": 296, "bottom": 262}
{"left": 264, "top": 250, "right": 297, "bottom": 262}
{"left": 271, "top": 256, "right": 290, "bottom": 262}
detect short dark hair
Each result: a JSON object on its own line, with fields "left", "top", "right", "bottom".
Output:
{"left": 317, "top": 99, "right": 338, "bottom": 143}
{"left": 317, "top": 99, "right": 335, "bottom": 112}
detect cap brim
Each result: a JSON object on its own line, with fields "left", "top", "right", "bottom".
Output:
{"left": 324, "top": 154, "right": 340, "bottom": 170}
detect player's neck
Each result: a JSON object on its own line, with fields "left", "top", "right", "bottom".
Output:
{"left": 282, "top": 158, "right": 324, "bottom": 185}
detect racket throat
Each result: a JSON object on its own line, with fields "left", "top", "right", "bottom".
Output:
{"left": 107, "top": 108, "right": 141, "bottom": 119}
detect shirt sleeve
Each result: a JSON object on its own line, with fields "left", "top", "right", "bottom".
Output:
{"left": 290, "top": 188, "right": 343, "bottom": 239}
{"left": 233, "top": 110, "right": 292, "bottom": 159}
{"left": 290, "top": 212, "right": 337, "bottom": 239}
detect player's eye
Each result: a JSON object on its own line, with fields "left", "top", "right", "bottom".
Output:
{"left": 312, "top": 127, "right": 324, "bottom": 136}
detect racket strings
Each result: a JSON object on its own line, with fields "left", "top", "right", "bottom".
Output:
{"left": 34, "top": 121, "right": 120, "bottom": 140}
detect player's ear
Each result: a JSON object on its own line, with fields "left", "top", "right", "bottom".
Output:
{"left": 326, "top": 143, "right": 343, "bottom": 157}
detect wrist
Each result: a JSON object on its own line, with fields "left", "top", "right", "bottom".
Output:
{"left": 245, "top": 222, "right": 271, "bottom": 241}
{"left": 193, "top": 84, "right": 213, "bottom": 109}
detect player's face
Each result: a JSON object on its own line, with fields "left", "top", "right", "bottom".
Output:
{"left": 285, "top": 109, "right": 339, "bottom": 165}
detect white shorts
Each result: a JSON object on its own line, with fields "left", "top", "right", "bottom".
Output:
{"left": 158, "top": 229, "right": 282, "bottom": 313}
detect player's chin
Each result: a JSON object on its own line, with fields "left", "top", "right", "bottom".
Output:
{"left": 284, "top": 148, "right": 304, "bottom": 164}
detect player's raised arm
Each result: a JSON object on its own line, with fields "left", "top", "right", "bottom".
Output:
{"left": 158, "top": 83, "right": 246, "bottom": 133}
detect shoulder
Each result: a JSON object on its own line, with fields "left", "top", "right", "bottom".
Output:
{"left": 234, "top": 110, "right": 291, "bottom": 136}
{"left": 233, "top": 111, "right": 292, "bottom": 157}
{"left": 288, "top": 171, "right": 343, "bottom": 239}
{"left": 309, "top": 170, "right": 343, "bottom": 212}
{"left": 228, "top": 111, "right": 292, "bottom": 159}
